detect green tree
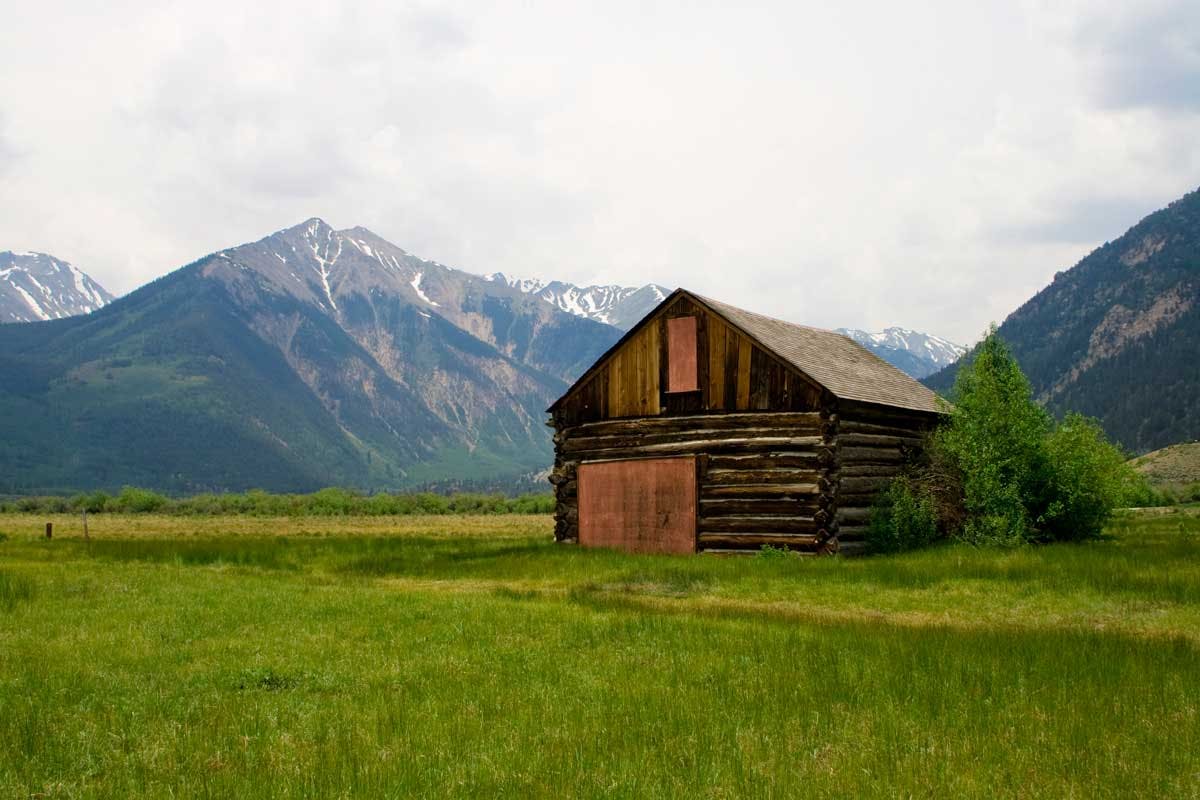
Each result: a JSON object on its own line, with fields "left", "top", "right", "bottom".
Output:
{"left": 935, "top": 329, "right": 1052, "bottom": 545}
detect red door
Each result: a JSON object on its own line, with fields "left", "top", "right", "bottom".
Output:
{"left": 577, "top": 456, "right": 697, "bottom": 554}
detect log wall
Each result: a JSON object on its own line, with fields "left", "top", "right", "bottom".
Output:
{"left": 551, "top": 411, "right": 839, "bottom": 554}
{"left": 828, "top": 401, "right": 938, "bottom": 556}
{"left": 551, "top": 402, "right": 940, "bottom": 556}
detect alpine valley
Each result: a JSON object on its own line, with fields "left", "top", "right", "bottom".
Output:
{"left": 0, "top": 219, "right": 969, "bottom": 494}
{"left": 0, "top": 220, "right": 621, "bottom": 493}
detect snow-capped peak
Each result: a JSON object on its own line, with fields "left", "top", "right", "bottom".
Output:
{"left": 837, "top": 326, "right": 966, "bottom": 379}
{"left": 499, "top": 276, "right": 671, "bottom": 330}
{"left": 0, "top": 250, "right": 115, "bottom": 324}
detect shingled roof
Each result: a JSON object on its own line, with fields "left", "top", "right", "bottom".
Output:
{"left": 690, "top": 292, "right": 945, "bottom": 414}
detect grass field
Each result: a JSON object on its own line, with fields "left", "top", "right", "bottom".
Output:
{"left": 1, "top": 511, "right": 1199, "bottom": 798}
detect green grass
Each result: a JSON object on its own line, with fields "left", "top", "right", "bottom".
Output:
{"left": 1, "top": 510, "right": 1198, "bottom": 797}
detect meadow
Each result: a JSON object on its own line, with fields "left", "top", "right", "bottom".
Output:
{"left": 1, "top": 510, "right": 1198, "bottom": 798}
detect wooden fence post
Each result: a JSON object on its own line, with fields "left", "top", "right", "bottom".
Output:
{"left": 45, "top": 522, "right": 52, "bottom": 539}
{"left": 82, "top": 509, "right": 89, "bottom": 540}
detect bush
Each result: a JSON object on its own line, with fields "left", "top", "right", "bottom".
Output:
{"left": 1040, "top": 414, "right": 1144, "bottom": 541}
{"left": 70, "top": 491, "right": 111, "bottom": 513}
{"left": 868, "top": 479, "right": 940, "bottom": 553}
{"left": 108, "top": 486, "right": 168, "bottom": 513}
{"left": 887, "top": 329, "right": 1143, "bottom": 550}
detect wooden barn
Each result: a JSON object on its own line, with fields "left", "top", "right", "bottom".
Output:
{"left": 547, "top": 289, "right": 947, "bottom": 555}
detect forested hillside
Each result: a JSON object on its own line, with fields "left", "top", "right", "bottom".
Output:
{"left": 926, "top": 187, "right": 1200, "bottom": 454}
{"left": 0, "top": 220, "right": 620, "bottom": 494}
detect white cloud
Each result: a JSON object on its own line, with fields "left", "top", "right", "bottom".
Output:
{"left": 0, "top": 0, "right": 1197, "bottom": 344}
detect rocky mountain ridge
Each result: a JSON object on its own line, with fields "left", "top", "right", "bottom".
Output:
{"left": 487, "top": 273, "right": 669, "bottom": 330}
{"left": 0, "top": 219, "right": 619, "bottom": 493}
{"left": 0, "top": 251, "right": 113, "bottom": 323}
{"left": 836, "top": 326, "right": 965, "bottom": 379}
{"left": 925, "top": 186, "right": 1200, "bottom": 454}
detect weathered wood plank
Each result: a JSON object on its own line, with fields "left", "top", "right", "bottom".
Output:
{"left": 699, "top": 519, "right": 819, "bottom": 535}
{"left": 839, "top": 433, "right": 923, "bottom": 448}
{"left": 698, "top": 533, "right": 822, "bottom": 549}
{"left": 703, "top": 482, "right": 820, "bottom": 497}
{"left": 566, "top": 436, "right": 823, "bottom": 458}
{"left": 705, "top": 468, "right": 823, "bottom": 485}
{"left": 724, "top": 329, "right": 740, "bottom": 409}
{"left": 839, "top": 419, "right": 931, "bottom": 436}
{"left": 839, "top": 476, "right": 895, "bottom": 493}
{"left": 565, "top": 412, "right": 822, "bottom": 437}
{"left": 836, "top": 524, "right": 870, "bottom": 542}
{"left": 737, "top": 337, "right": 752, "bottom": 410}
{"left": 564, "top": 427, "right": 822, "bottom": 452}
{"left": 840, "top": 446, "right": 905, "bottom": 463}
{"left": 707, "top": 315, "right": 726, "bottom": 411}
{"left": 699, "top": 498, "right": 819, "bottom": 516}
{"left": 839, "top": 464, "right": 902, "bottom": 478}
{"left": 707, "top": 453, "right": 821, "bottom": 470}
{"left": 838, "top": 507, "right": 873, "bottom": 524}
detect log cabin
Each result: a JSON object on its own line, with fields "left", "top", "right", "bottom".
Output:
{"left": 547, "top": 289, "right": 947, "bottom": 555}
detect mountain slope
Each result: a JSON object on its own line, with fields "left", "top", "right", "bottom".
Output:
{"left": 488, "top": 273, "right": 669, "bottom": 330}
{"left": 836, "top": 327, "right": 965, "bottom": 379}
{"left": 925, "top": 187, "right": 1200, "bottom": 454}
{"left": 0, "top": 220, "right": 620, "bottom": 494}
{"left": 1130, "top": 442, "right": 1200, "bottom": 489}
{"left": 0, "top": 251, "right": 114, "bottom": 323}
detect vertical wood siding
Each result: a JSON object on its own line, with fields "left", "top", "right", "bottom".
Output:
{"left": 555, "top": 296, "right": 824, "bottom": 425}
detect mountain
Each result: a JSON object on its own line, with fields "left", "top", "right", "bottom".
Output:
{"left": 488, "top": 274, "right": 669, "bottom": 330}
{"left": 0, "top": 219, "right": 620, "bottom": 494}
{"left": 1, "top": 251, "right": 114, "bottom": 323}
{"left": 836, "top": 327, "right": 965, "bottom": 379}
{"left": 926, "top": 187, "right": 1200, "bottom": 454}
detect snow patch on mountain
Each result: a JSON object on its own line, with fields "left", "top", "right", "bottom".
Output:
{"left": 410, "top": 272, "right": 440, "bottom": 306}
{"left": 837, "top": 326, "right": 966, "bottom": 379}
{"left": 488, "top": 272, "right": 670, "bottom": 330}
{"left": 0, "top": 251, "right": 115, "bottom": 323}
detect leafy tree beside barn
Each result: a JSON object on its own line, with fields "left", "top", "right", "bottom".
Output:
{"left": 871, "top": 330, "right": 1146, "bottom": 551}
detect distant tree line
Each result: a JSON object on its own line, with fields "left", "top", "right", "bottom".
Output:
{"left": 0, "top": 486, "right": 555, "bottom": 516}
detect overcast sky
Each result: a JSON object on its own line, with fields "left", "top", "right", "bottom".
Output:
{"left": 1, "top": 1, "right": 1198, "bottom": 343}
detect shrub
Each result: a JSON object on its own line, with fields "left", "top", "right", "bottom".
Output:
{"left": 754, "top": 544, "right": 790, "bottom": 561}
{"left": 868, "top": 479, "right": 940, "bottom": 553}
{"left": 71, "top": 491, "right": 111, "bottom": 513}
{"left": 306, "top": 487, "right": 359, "bottom": 515}
{"left": 108, "top": 486, "right": 168, "bottom": 513}
{"left": 1040, "top": 414, "right": 1143, "bottom": 540}
{"left": 893, "top": 329, "right": 1145, "bottom": 549}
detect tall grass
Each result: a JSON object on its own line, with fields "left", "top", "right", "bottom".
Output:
{"left": 0, "top": 510, "right": 1197, "bottom": 797}
{"left": 0, "top": 569, "right": 34, "bottom": 612}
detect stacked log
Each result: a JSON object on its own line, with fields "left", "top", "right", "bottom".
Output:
{"left": 833, "top": 403, "right": 936, "bottom": 549}
{"left": 553, "top": 411, "right": 826, "bottom": 553}
{"left": 815, "top": 407, "right": 840, "bottom": 553}
{"left": 552, "top": 402, "right": 940, "bottom": 556}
